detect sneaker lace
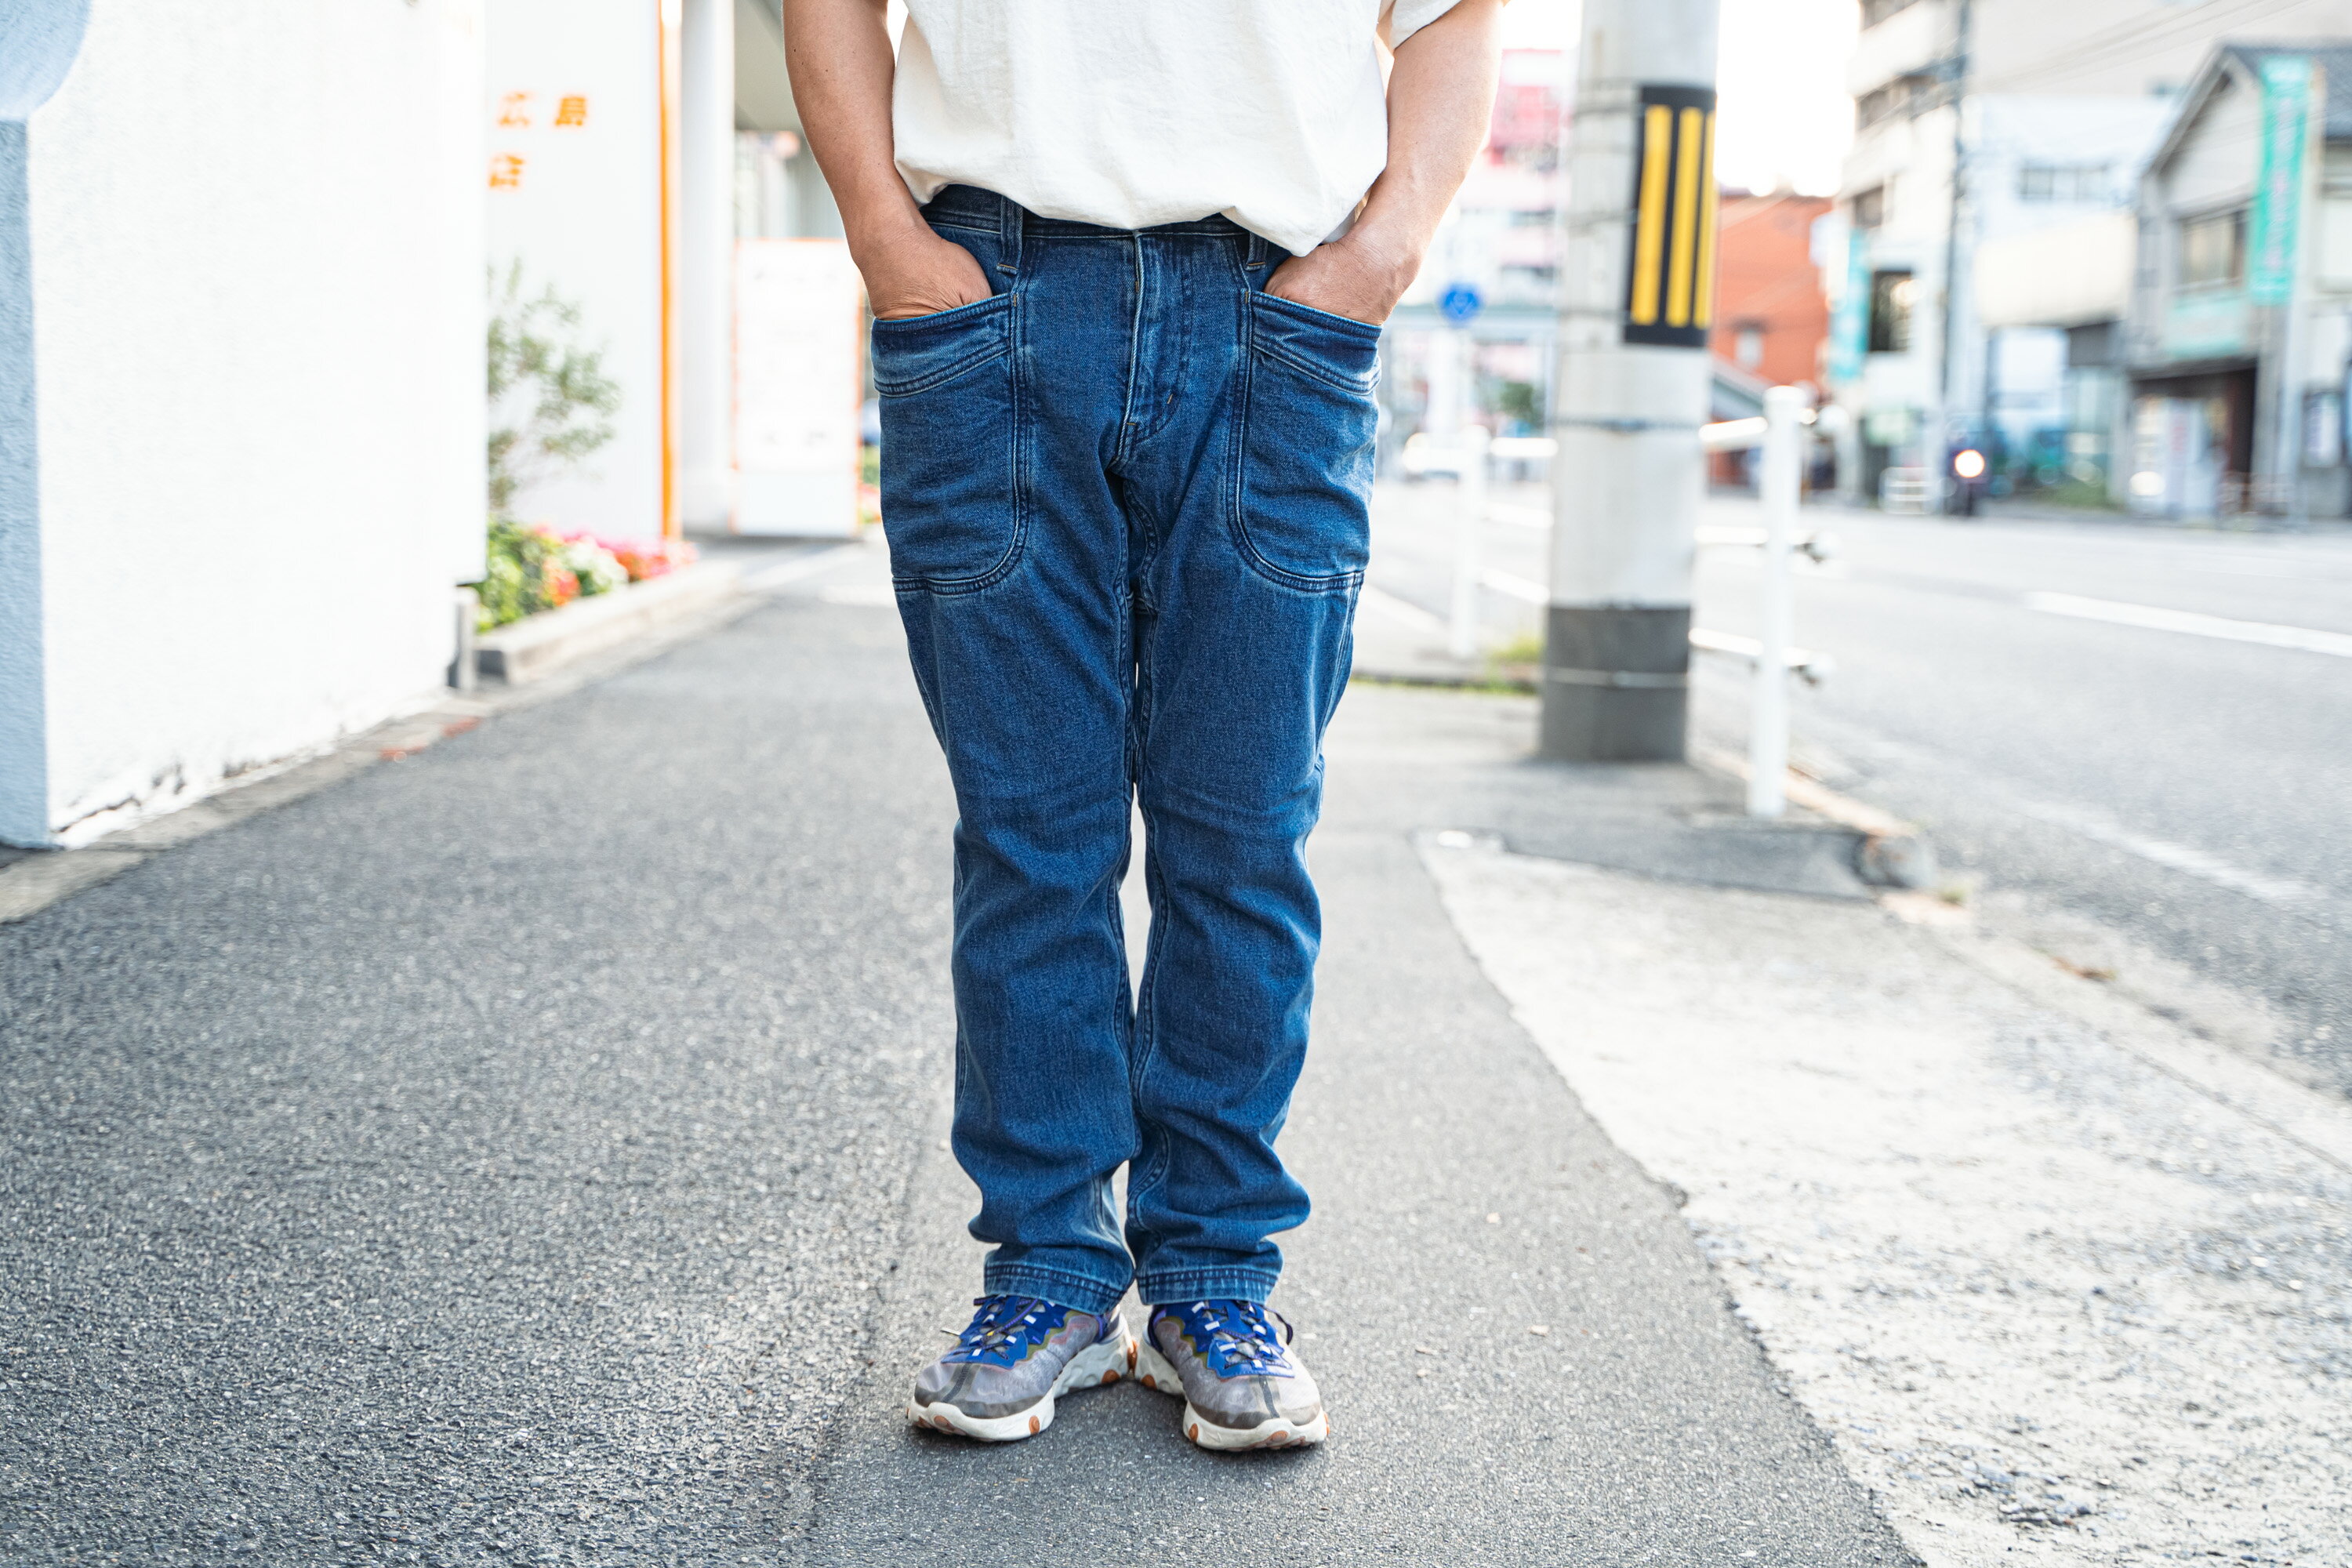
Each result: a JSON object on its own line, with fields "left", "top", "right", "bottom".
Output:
{"left": 944, "top": 1295, "right": 1058, "bottom": 1363}
{"left": 1189, "top": 1299, "right": 1291, "bottom": 1375}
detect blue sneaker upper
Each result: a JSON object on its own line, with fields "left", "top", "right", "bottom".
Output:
{"left": 939, "top": 1295, "right": 1089, "bottom": 1368}
{"left": 911, "top": 1295, "right": 1120, "bottom": 1425}
{"left": 1145, "top": 1298, "right": 1324, "bottom": 1439}
{"left": 1150, "top": 1299, "right": 1300, "bottom": 1381}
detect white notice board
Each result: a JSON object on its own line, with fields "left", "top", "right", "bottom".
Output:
{"left": 735, "top": 239, "right": 863, "bottom": 536}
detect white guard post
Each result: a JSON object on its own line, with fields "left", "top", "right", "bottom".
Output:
{"left": 1695, "top": 386, "right": 1817, "bottom": 818}
{"left": 1747, "top": 386, "right": 1806, "bottom": 818}
{"left": 1448, "top": 426, "right": 1492, "bottom": 661}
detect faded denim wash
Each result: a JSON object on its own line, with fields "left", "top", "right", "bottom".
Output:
{"left": 872, "top": 186, "right": 1376, "bottom": 1316}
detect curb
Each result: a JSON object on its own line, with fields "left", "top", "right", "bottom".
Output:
{"left": 0, "top": 572, "right": 774, "bottom": 927}
{"left": 476, "top": 559, "right": 744, "bottom": 685}
{"left": 1690, "top": 744, "right": 1943, "bottom": 892}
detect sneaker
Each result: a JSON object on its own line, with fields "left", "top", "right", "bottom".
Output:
{"left": 906, "top": 1295, "right": 1138, "bottom": 1442}
{"left": 1138, "top": 1299, "right": 1327, "bottom": 1450}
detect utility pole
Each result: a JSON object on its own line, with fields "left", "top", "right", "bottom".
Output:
{"left": 1923, "top": 0, "right": 1973, "bottom": 517}
{"left": 1541, "top": 0, "right": 1722, "bottom": 760}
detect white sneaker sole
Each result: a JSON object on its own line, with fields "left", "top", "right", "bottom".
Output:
{"left": 1135, "top": 1340, "right": 1329, "bottom": 1451}
{"left": 906, "top": 1316, "right": 1140, "bottom": 1443}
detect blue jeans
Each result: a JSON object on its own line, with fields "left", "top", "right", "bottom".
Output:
{"left": 873, "top": 187, "right": 1375, "bottom": 1315}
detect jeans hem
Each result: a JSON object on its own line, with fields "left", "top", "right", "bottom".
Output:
{"left": 982, "top": 1262, "right": 1133, "bottom": 1319}
{"left": 1134, "top": 1268, "right": 1283, "bottom": 1308}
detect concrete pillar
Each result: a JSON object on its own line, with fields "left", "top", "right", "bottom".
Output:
{"left": 1541, "top": 0, "right": 1720, "bottom": 761}
{"left": 1, "top": 122, "right": 49, "bottom": 846}
{"left": 678, "top": 0, "right": 734, "bottom": 528}
{"left": 0, "top": 0, "right": 91, "bottom": 844}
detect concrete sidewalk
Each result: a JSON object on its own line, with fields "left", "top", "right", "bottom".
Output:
{"left": 16, "top": 546, "right": 2332, "bottom": 1564}
{"left": 0, "top": 555, "right": 1912, "bottom": 1565}
{"left": 803, "top": 688, "right": 1904, "bottom": 1566}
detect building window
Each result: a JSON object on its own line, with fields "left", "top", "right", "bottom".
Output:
{"left": 1850, "top": 184, "right": 1888, "bottom": 230}
{"left": 1856, "top": 78, "right": 1923, "bottom": 129}
{"left": 2018, "top": 163, "right": 2109, "bottom": 203}
{"left": 1868, "top": 270, "right": 1916, "bottom": 354}
{"left": 2177, "top": 209, "right": 2245, "bottom": 289}
{"left": 1733, "top": 323, "right": 1766, "bottom": 368}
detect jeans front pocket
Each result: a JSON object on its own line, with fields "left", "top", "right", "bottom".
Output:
{"left": 1233, "top": 292, "right": 1381, "bottom": 592}
{"left": 872, "top": 292, "right": 1021, "bottom": 592}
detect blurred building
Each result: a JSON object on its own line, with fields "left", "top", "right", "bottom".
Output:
{"left": 487, "top": 0, "right": 853, "bottom": 540}
{"left": 1383, "top": 46, "right": 1570, "bottom": 470}
{"left": 1708, "top": 191, "right": 1833, "bottom": 486}
{"left": 2, "top": 0, "right": 485, "bottom": 848}
{"left": 1711, "top": 191, "right": 1834, "bottom": 386}
{"left": 1385, "top": 47, "right": 1787, "bottom": 477}
{"left": 2126, "top": 43, "right": 2352, "bottom": 521}
{"left": 1826, "top": 0, "right": 2352, "bottom": 512}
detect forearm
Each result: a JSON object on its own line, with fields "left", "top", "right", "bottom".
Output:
{"left": 780, "top": 0, "right": 924, "bottom": 256}
{"left": 1355, "top": 0, "right": 1504, "bottom": 278}
{"left": 1264, "top": 0, "right": 1501, "bottom": 321}
{"left": 782, "top": 0, "right": 989, "bottom": 316}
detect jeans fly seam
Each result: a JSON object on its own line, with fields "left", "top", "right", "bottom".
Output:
{"left": 1112, "top": 234, "right": 1149, "bottom": 473}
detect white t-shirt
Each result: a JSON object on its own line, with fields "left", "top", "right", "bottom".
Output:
{"left": 891, "top": 0, "right": 1465, "bottom": 258}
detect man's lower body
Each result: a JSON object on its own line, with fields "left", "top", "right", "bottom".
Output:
{"left": 875, "top": 187, "right": 1374, "bottom": 1447}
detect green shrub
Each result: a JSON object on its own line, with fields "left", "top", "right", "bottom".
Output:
{"left": 485, "top": 263, "right": 621, "bottom": 515}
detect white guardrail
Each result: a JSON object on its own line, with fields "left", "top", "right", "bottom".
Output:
{"left": 1425, "top": 390, "right": 1828, "bottom": 819}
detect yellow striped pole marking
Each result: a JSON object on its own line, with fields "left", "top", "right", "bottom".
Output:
{"left": 1629, "top": 103, "right": 1673, "bottom": 325}
{"left": 1665, "top": 106, "right": 1704, "bottom": 328}
{"left": 1693, "top": 111, "right": 1720, "bottom": 329}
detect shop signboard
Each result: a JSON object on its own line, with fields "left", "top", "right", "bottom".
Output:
{"left": 2248, "top": 56, "right": 2314, "bottom": 306}
{"left": 734, "top": 239, "right": 863, "bottom": 537}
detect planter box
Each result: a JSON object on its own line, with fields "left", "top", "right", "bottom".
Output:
{"left": 475, "top": 560, "right": 742, "bottom": 685}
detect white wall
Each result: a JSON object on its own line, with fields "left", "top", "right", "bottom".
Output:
{"left": 485, "top": 0, "right": 663, "bottom": 540}
{"left": 1971, "top": 95, "right": 2172, "bottom": 245}
{"left": 2167, "top": 72, "right": 2262, "bottom": 216}
{"left": 16, "top": 0, "right": 485, "bottom": 844}
{"left": 1977, "top": 211, "right": 2139, "bottom": 328}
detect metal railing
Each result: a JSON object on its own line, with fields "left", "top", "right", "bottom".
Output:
{"left": 1427, "top": 395, "right": 1824, "bottom": 818}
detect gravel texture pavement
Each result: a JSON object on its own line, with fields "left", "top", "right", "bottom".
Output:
{"left": 0, "top": 591, "right": 952, "bottom": 1564}
{"left": 1429, "top": 821, "right": 2352, "bottom": 1566}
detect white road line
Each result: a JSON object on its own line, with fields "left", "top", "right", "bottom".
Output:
{"left": 744, "top": 541, "right": 868, "bottom": 592}
{"left": 818, "top": 583, "right": 897, "bottom": 607}
{"left": 1360, "top": 583, "right": 1446, "bottom": 631}
{"left": 2013, "top": 797, "right": 2325, "bottom": 906}
{"left": 2025, "top": 591, "right": 2352, "bottom": 659}
{"left": 1478, "top": 568, "right": 1550, "bottom": 604}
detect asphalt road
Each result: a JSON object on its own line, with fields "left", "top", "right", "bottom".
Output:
{"left": 0, "top": 558, "right": 1912, "bottom": 1564}
{"left": 1370, "top": 484, "right": 2352, "bottom": 1097}
{"left": 0, "top": 593, "right": 958, "bottom": 1563}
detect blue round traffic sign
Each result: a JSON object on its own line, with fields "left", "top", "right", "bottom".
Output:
{"left": 1439, "top": 282, "right": 1483, "bottom": 326}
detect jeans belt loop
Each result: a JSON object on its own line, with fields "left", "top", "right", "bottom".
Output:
{"left": 1247, "top": 230, "right": 1269, "bottom": 271}
{"left": 998, "top": 191, "right": 1023, "bottom": 277}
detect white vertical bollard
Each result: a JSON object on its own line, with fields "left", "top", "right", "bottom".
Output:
{"left": 1448, "top": 425, "right": 1491, "bottom": 661}
{"left": 1747, "top": 386, "right": 1803, "bottom": 818}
